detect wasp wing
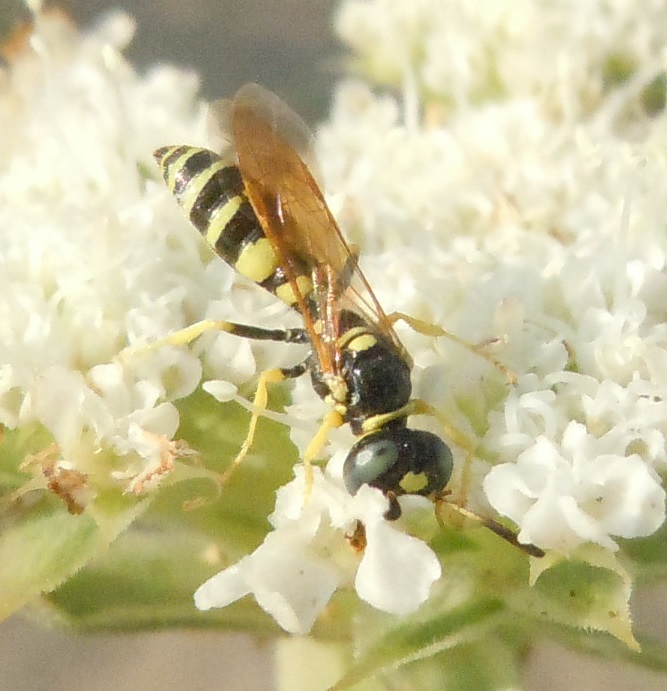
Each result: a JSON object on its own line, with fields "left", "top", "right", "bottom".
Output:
{"left": 225, "top": 83, "right": 405, "bottom": 375}
{"left": 208, "top": 88, "right": 323, "bottom": 186}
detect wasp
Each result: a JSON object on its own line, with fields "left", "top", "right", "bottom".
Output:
{"left": 153, "top": 84, "right": 543, "bottom": 557}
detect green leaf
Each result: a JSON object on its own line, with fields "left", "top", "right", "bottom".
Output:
{"left": 395, "top": 636, "right": 524, "bottom": 691}
{"left": 0, "top": 491, "right": 146, "bottom": 621}
{"left": 0, "top": 423, "right": 148, "bottom": 620}
{"left": 525, "top": 547, "right": 638, "bottom": 650}
{"left": 330, "top": 598, "right": 505, "bottom": 690}
{"left": 37, "top": 390, "right": 300, "bottom": 634}
{"left": 276, "top": 639, "right": 357, "bottom": 691}
{"left": 620, "top": 522, "right": 667, "bottom": 582}
{"left": 41, "top": 522, "right": 281, "bottom": 634}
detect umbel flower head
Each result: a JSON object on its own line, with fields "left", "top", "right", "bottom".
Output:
{"left": 0, "top": 5, "right": 446, "bottom": 629}
{"left": 2, "top": 1, "right": 667, "bottom": 688}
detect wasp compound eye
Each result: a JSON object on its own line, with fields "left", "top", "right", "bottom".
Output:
{"left": 343, "top": 426, "right": 454, "bottom": 512}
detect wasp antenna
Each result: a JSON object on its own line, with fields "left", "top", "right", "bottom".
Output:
{"left": 438, "top": 501, "right": 545, "bottom": 558}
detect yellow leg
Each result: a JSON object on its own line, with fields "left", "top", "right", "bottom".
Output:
{"left": 218, "top": 368, "right": 287, "bottom": 486}
{"left": 118, "top": 317, "right": 310, "bottom": 489}
{"left": 301, "top": 410, "right": 344, "bottom": 501}
{"left": 357, "top": 398, "right": 477, "bottom": 506}
{"left": 118, "top": 319, "right": 307, "bottom": 361}
{"left": 117, "top": 320, "right": 242, "bottom": 364}
{"left": 387, "top": 311, "right": 516, "bottom": 384}
{"left": 408, "top": 399, "right": 544, "bottom": 556}
{"left": 408, "top": 399, "right": 476, "bottom": 507}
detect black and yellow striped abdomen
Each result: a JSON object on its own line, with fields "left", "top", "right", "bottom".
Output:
{"left": 154, "top": 145, "right": 311, "bottom": 308}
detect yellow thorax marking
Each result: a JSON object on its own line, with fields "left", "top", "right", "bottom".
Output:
{"left": 338, "top": 326, "right": 377, "bottom": 353}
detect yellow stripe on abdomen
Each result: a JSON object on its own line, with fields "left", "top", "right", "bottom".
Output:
{"left": 275, "top": 274, "right": 313, "bottom": 307}
{"left": 205, "top": 195, "right": 244, "bottom": 248}
{"left": 178, "top": 159, "right": 230, "bottom": 217}
{"left": 236, "top": 237, "right": 279, "bottom": 283}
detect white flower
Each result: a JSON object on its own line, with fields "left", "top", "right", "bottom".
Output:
{"left": 314, "top": 0, "right": 667, "bottom": 560}
{"left": 336, "top": 0, "right": 667, "bottom": 119}
{"left": 484, "top": 421, "right": 665, "bottom": 552}
{"left": 194, "top": 462, "right": 441, "bottom": 634}
{"left": 0, "top": 10, "right": 289, "bottom": 499}
{"left": 6, "top": 0, "right": 667, "bottom": 639}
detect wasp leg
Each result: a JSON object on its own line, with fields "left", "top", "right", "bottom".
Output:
{"left": 435, "top": 500, "right": 544, "bottom": 558}
{"left": 219, "top": 359, "right": 309, "bottom": 486}
{"left": 407, "top": 399, "right": 477, "bottom": 507}
{"left": 118, "top": 322, "right": 309, "bottom": 488}
{"left": 387, "top": 311, "right": 516, "bottom": 384}
{"left": 357, "top": 399, "right": 477, "bottom": 507}
{"left": 119, "top": 319, "right": 308, "bottom": 359}
{"left": 301, "top": 409, "right": 345, "bottom": 501}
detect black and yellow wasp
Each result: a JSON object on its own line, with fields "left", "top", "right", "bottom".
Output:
{"left": 153, "top": 83, "right": 543, "bottom": 556}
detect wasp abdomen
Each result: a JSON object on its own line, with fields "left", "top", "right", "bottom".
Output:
{"left": 154, "top": 145, "right": 311, "bottom": 308}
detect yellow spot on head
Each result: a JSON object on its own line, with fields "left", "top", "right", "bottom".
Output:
{"left": 400, "top": 471, "right": 429, "bottom": 494}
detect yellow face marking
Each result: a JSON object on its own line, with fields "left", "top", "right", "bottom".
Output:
{"left": 275, "top": 274, "right": 313, "bottom": 305}
{"left": 399, "top": 471, "right": 429, "bottom": 494}
{"left": 205, "top": 195, "right": 244, "bottom": 247}
{"left": 235, "top": 237, "right": 279, "bottom": 282}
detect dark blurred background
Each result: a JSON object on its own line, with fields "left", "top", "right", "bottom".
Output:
{"left": 2, "top": 1, "right": 667, "bottom": 689}
{"left": 1, "top": 0, "right": 340, "bottom": 123}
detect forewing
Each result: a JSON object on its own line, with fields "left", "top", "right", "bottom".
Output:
{"left": 229, "top": 83, "right": 404, "bottom": 372}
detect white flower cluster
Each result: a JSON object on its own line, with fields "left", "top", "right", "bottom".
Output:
{"left": 195, "top": 461, "right": 441, "bottom": 634}
{"left": 6, "top": 0, "right": 667, "bottom": 635}
{"left": 337, "top": 0, "right": 667, "bottom": 120}
{"left": 166, "top": 0, "right": 667, "bottom": 627}
{"left": 0, "top": 10, "right": 287, "bottom": 496}
{"left": 315, "top": 0, "right": 667, "bottom": 557}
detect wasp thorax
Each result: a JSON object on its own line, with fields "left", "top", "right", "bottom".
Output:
{"left": 343, "top": 426, "right": 454, "bottom": 519}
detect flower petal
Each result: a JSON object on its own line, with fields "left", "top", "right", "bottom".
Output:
{"left": 195, "top": 528, "right": 341, "bottom": 634}
{"left": 355, "top": 518, "right": 441, "bottom": 614}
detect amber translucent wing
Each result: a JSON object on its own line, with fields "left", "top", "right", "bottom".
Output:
{"left": 226, "top": 85, "right": 339, "bottom": 266}
{"left": 208, "top": 87, "right": 323, "bottom": 191}
{"left": 225, "top": 83, "right": 404, "bottom": 373}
